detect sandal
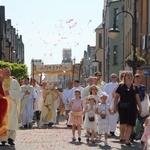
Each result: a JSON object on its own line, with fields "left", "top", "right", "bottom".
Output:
{"left": 125, "top": 142, "right": 131, "bottom": 146}
{"left": 72, "top": 137, "right": 76, "bottom": 142}
{"left": 120, "top": 139, "right": 125, "bottom": 144}
{"left": 91, "top": 139, "right": 95, "bottom": 144}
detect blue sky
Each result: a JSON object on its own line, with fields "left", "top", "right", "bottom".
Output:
{"left": 1, "top": 0, "right": 104, "bottom": 75}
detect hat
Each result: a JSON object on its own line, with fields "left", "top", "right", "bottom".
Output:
{"left": 87, "top": 95, "right": 96, "bottom": 102}
{"left": 100, "top": 92, "right": 108, "bottom": 98}
{"left": 87, "top": 95, "right": 95, "bottom": 99}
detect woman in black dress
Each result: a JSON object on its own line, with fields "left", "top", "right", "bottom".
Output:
{"left": 114, "top": 71, "right": 142, "bottom": 145}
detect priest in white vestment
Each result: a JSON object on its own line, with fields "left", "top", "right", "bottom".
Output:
{"left": 32, "top": 79, "right": 43, "bottom": 128}
{"left": 2, "top": 68, "right": 21, "bottom": 146}
{"left": 20, "top": 78, "right": 36, "bottom": 128}
{"left": 62, "top": 81, "right": 72, "bottom": 125}
{"left": 104, "top": 73, "right": 119, "bottom": 136}
{"left": 62, "top": 81, "right": 72, "bottom": 115}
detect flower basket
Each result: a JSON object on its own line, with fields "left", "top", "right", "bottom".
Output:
{"left": 71, "top": 111, "right": 83, "bottom": 116}
{"left": 125, "top": 57, "right": 146, "bottom": 68}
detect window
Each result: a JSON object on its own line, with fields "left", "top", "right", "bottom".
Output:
{"left": 113, "top": 45, "right": 118, "bottom": 65}
{"left": 114, "top": 8, "right": 119, "bottom": 27}
{"left": 99, "top": 34, "right": 102, "bottom": 48}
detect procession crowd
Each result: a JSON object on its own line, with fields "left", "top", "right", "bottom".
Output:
{"left": 0, "top": 68, "right": 150, "bottom": 149}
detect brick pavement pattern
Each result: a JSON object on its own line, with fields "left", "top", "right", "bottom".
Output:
{"left": 0, "top": 119, "right": 144, "bottom": 150}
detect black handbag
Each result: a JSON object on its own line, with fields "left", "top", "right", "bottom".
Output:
{"left": 120, "top": 102, "right": 130, "bottom": 109}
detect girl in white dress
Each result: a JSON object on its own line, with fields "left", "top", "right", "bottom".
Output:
{"left": 89, "top": 85, "right": 100, "bottom": 104}
{"left": 84, "top": 95, "right": 97, "bottom": 143}
{"left": 96, "top": 92, "right": 112, "bottom": 146}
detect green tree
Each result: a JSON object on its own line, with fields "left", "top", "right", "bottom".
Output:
{"left": 0, "top": 61, "right": 28, "bottom": 79}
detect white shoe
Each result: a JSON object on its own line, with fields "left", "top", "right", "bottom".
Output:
{"left": 104, "top": 140, "right": 108, "bottom": 146}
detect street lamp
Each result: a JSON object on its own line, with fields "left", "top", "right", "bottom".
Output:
{"left": 72, "top": 57, "right": 76, "bottom": 83}
{"left": 92, "top": 48, "right": 105, "bottom": 73}
{"left": 109, "top": 0, "right": 137, "bottom": 75}
{"left": 92, "top": 49, "right": 100, "bottom": 67}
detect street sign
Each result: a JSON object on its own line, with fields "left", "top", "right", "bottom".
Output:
{"left": 142, "top": 70, "right": 150, "bottom": 76}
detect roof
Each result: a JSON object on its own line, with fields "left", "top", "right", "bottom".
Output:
{"left": 95, "top": 23, "right": 103, "bottom": 30}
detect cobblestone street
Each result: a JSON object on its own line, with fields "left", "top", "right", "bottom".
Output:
{"left": 0, "top": 117, "right": 144, "bottom": 150}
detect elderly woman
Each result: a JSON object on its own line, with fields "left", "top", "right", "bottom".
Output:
{"left": 114, "top": 71, "right": 142, "bottom": 146}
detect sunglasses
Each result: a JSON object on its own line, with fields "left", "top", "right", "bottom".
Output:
{"left": 111, "top": 76, "right": 116, "bottom": 78}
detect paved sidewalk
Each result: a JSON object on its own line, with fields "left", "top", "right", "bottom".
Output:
{"left": 0, "top": 118, "right": 144, "bottom": 150}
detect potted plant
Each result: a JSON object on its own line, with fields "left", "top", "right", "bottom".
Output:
{"left": 125, "top": 57, "right": 146, "bottom": 68}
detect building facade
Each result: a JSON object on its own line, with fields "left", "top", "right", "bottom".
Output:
{"left": 95, "top": 23, "right": 105, "bottom": 81}
{"left": 102, "top": 0, "right": 124, "bottom": 82}
{"left": 0, "top": 6, "right": 5, "bottom": 60}
{"left": 0, "top": 6, "right": 24, "bottom": 63}
{"left": 123, "top": 0, "right": 150, "bottom": 91}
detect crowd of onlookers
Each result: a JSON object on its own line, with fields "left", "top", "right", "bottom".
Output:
{"left": 0, "top": 68, "right": 150, "bottom": 149}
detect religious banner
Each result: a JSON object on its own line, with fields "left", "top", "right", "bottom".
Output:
{"left": 35, "top": 64, "right": 72, "bottom": 73}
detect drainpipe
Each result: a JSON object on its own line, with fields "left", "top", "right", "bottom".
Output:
{"left": 146, "top": 0, "right": 149, "bottom": 92}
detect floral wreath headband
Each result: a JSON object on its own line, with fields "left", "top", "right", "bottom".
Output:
{"left": 88, "top": 85, "right": 98, "bottom": 92}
